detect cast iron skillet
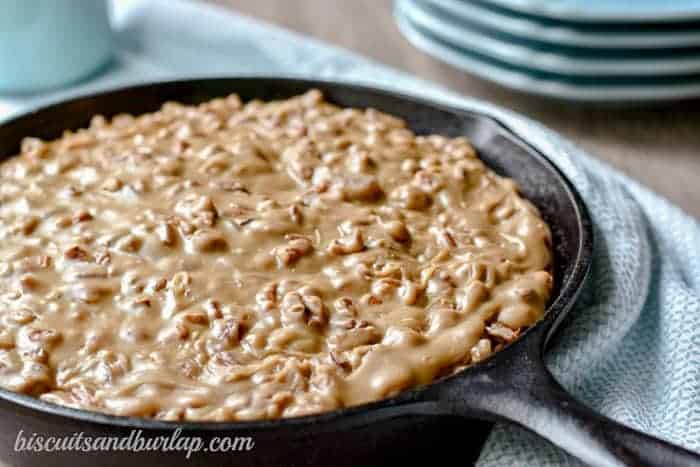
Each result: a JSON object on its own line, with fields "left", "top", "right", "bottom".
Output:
{"left": 0, "top": 78, "right": 697, "bottom": 467}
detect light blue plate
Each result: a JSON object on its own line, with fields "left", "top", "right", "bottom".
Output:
{"left": 427, "top": 0, "right": 700, "bottom": 49}
{"left": 407, "top": 0, "right": 700, "bottom": 76}
{"left": 395, "top": 0, "right": 700, "bottom": 102}
{"left": 479, "top": 0, "right": 700, "bottom": 23}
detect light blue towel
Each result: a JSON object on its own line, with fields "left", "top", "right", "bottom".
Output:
{"left": 1, "top": 1, "right": 698, "bottom": 465}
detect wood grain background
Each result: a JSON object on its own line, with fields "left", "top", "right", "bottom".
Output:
{"left": 212, "top": 0, "right": 700, "bottom": 219}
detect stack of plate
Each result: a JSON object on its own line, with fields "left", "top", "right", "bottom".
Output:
{"left": 394, "top": 0, "right": 700, "bottom": 102}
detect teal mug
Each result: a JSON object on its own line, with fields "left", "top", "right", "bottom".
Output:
{"left": 0, "top": 0, "right": 112, "bottom": 93}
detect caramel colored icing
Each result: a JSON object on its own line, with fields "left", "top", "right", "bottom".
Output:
{"left": 0, "top": 90, "right": 551, "bottom": 421}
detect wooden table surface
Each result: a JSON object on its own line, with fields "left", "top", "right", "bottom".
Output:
{"left": 213, "top": 0, "right": 700, "bottom": 219}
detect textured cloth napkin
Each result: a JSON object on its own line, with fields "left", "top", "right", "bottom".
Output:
{"left": 1, "top": 1, "right": 699, "bottom": 465}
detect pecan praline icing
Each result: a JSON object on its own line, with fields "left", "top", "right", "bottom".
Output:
{"left": 0, "top": 90, "right": 552, "bottom": 421}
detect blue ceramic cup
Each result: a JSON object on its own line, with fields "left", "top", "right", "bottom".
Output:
{"left": 0, "top": 0, "right": 112, "bottom": 93}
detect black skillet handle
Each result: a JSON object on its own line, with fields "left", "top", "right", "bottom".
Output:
{"left": 431, "top": 333, "right": 700, "bottom": 467}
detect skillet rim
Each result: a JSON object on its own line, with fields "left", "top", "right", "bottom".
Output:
{"left": 0, "top": 77, "right": 594, "bottom": 431}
